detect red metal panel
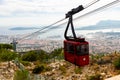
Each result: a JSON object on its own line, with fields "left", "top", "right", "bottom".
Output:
{"left": 64, "top": 52, "right": 75, "bottom": 64}
{"left": 75, "top": 55, "right": 89, "bottom": 66}
{"left": 64, "top": 40, "right": 75, "bottom": 64}
{"left": 64, "top": 40, "right": 89, "bottom": 66}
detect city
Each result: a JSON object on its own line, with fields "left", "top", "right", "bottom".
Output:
{"left": 0, "top": 31, "right": 120, "bottom": 53}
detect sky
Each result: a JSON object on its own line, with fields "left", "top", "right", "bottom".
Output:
{"left": 0, "top": 0, "right": 120, "bottom": 29}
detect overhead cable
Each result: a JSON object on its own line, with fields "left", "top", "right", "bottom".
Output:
{"left": 19, "top": 0, "right": 99, "bottom": 40}
{"left": 19, "top": 0, "right": 120, "bottom": 41}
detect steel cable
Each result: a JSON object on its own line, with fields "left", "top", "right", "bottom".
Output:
{"left": 19, "top": 0, "right": 99, "bottom": 40}
{"left": 19, "top": 0, "right": 120, "bottom": 41}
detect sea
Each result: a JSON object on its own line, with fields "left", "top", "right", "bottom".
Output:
{"left": 1, "top": 27, "right": 120, "bottom": 39}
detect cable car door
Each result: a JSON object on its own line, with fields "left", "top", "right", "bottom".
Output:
{"left": 75, "top": 43, "right": 89, "bottom": 66}
{"left": 64, "top": 41, "right": 75, "bottom": 64}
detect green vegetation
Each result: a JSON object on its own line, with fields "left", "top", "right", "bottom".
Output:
{"left": 0, "top": 44, "right": 13, "bottom": 49}
{"left": 32, "top": 64, "right": 52, "bottom": 74}
{"left": 87, "top": 74, "right": 102, "bottom": 80}
{"left": 20, "top": 61, "right": 31, "bottom": 66}
{"left": 113, "top": 57, "right": 120, "bottom": 70}
{"left": 0, "top": 43, "right": 16, "bottom": 62}
{"left": 59, "top": 65, "right": 66, "bottom": 74}
{"left": 13, "top": 70, "right": 30, "bottom": 80}
{"left": 2, "top": 43, "right": 120, "bottom": 80}
{"left": 21, "top": 51, "right": 38, "bottom": 62}
{"left": 37, "top": 50, "right": 49, "bottom": 62}
{"left": 50, "top": 48, "right": 64, "bottom": 60}
{"left": 21, "top": 50, "right": 50, "bottom": 63}
{"left": 0, "top": 44, "right": 63, "bottom": 63}
{"left": 0, "top": 49, "right": 17, "bottom": 62}
{"left": 74, "top": 67, "right": 82, "bottom": 74}
{"left": 32, "top": 64, "right": 45, "bottom": 74}
{"left": 21, "top": 48, "right": 63, "bottom": 63}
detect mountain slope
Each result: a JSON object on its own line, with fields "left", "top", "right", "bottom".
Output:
{"left": 76, "top": 20, "right": 120, "bottom": 30}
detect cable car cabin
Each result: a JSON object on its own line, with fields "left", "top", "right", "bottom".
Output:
{"left": 64, "top": 38, "right": 89, "bottom": 66}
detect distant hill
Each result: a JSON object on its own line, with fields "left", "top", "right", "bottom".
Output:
{"left": 9, "top": 27, "right": 40, "bottom": 30}
{"left": 9, "top": 20, "right": 120, "bottom": 31}
{"left": 9, "top": 26, "right": 60, "bottom": 31}
{"left": 76, "top": 20, "right": 120, "bottom": 30}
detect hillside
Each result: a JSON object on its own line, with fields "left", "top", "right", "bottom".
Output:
{"left": 1, "top": 33, "right": 120, "bottom": 80}
{"left": 0, "top": 48, "right": 120, "bottom": 80}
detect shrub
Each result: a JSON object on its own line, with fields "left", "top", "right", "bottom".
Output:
{"left": 113, "top": 58, "right": 120, "bottom": 70}
{"left": 13, "top": 70, "right": 30, "bottom": 80}
{"left": 74, "top": 67, "right": 82, "bottom": 74}
{"left": 32, "top": 65, "right": 45, "bottom": 74}
{"left": 37, "top": 50, "right": 49, "bottom": 62}
{"left": 0, "top": 49, "right": 17, "bottom": 62}
{"left": 87, "top": 74, "right": 102, "bottom": 80}
{"left": 22, "top": 51, "right": 38, "bottom": 62}
{"left": 0, "top": 44, "right": 13, "bottom": 49}
{"left": 50, "top": 48, "right": 63, "bottom": 59}
{"left": 32, "top": 63, "right": 52, "bottom": 74}
{"left": 59, "top": 65, "right": 66, "bottom": 74}
{"left": 20, "top": 61, "right": 31, "bottom": 66}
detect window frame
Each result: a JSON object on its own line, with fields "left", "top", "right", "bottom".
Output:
{"left": 64, "top": 43, "right": 75, "bottom": 54}
{"left": 76, "top": 44, "right": 89, "bottom": 55}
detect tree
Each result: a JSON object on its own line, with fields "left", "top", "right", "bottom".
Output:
{"left": 0, "top": 44, "right": 13, "bottom": 49}
{"left": 0, "top": 49, "right": 17, "bottom": 68}
{"left": 0, "top": 49, "right": 17, "bottom": 61}
{"left": 37, "top": 50, "right": 48, "bottom": 62}
{"left": 113, "top": 57, "right": 120, "bottom": 70}
{"left": 51, "top": 48, "right": 63, "bottom": 59}
{"left": 21, "top": 50, "right": 49, "bottom": 63}
{"left": 22, "top": 51, "right": 38, "bottom": 62}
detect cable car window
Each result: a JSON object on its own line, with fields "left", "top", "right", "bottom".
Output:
{"left": 65, "top": 43, "right": 74, "bottom": 54}
{"left": 76, "top": 44, "right": 89, "bottom": 55}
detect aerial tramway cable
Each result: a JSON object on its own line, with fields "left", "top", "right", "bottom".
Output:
{"left": 74, "top": 0, "right": 120, "bottom": 22}
{"left": 12, "top": 0, "right": 120, "bottom": 52}
{"left": 20, "top": 0, "right": 99, "bottom": 40}
{"left": 57, "top": 0, "right": 120, "bottom": 28}
{"left": 18, "top": 0, "right": 120, "bottom": 41}
{"left": 63, "top": 0, "right": 120, "bottom": 66}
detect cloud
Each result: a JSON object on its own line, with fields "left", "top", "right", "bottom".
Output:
{"left": 0, "top": 0, "right": 86, "bottom": 17}
{"left": 1, "top": 0, "right": 118, "bottom": 17}
{"left": 0, "top": 0, "right": 120, "bottom": 28}
{"left": 0, "top": 0, "right": 82, "bottom": 27}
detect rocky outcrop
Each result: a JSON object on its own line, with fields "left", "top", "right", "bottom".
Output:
{"left": 0, "top": 61, "right": 17, "bottom": 80}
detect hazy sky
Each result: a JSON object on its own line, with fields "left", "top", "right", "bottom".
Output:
{"left": 0, "top": 0, "right": 120, "bottom": 28}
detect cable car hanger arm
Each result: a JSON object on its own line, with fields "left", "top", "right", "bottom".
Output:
{"left": 37, "top": 0, "right": 120, "bottom": 37}
{"left": 19, "top": 0, "right": 120, "bottom": 41}
{"left": 19, "top": 0, "right": 99, "bottom": 41}
{"left": 64, "top": 0, "right": 99, "bottom": 41}
{"left": 64, "top": 0, "right": 120, "bottom": 66}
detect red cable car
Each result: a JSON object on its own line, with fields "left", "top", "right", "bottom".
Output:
{"left": 64, "top": 5, "right": 89, "bottom": 66}
{"left": 64, "top": 38, "right": 89, "bottom": 66}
